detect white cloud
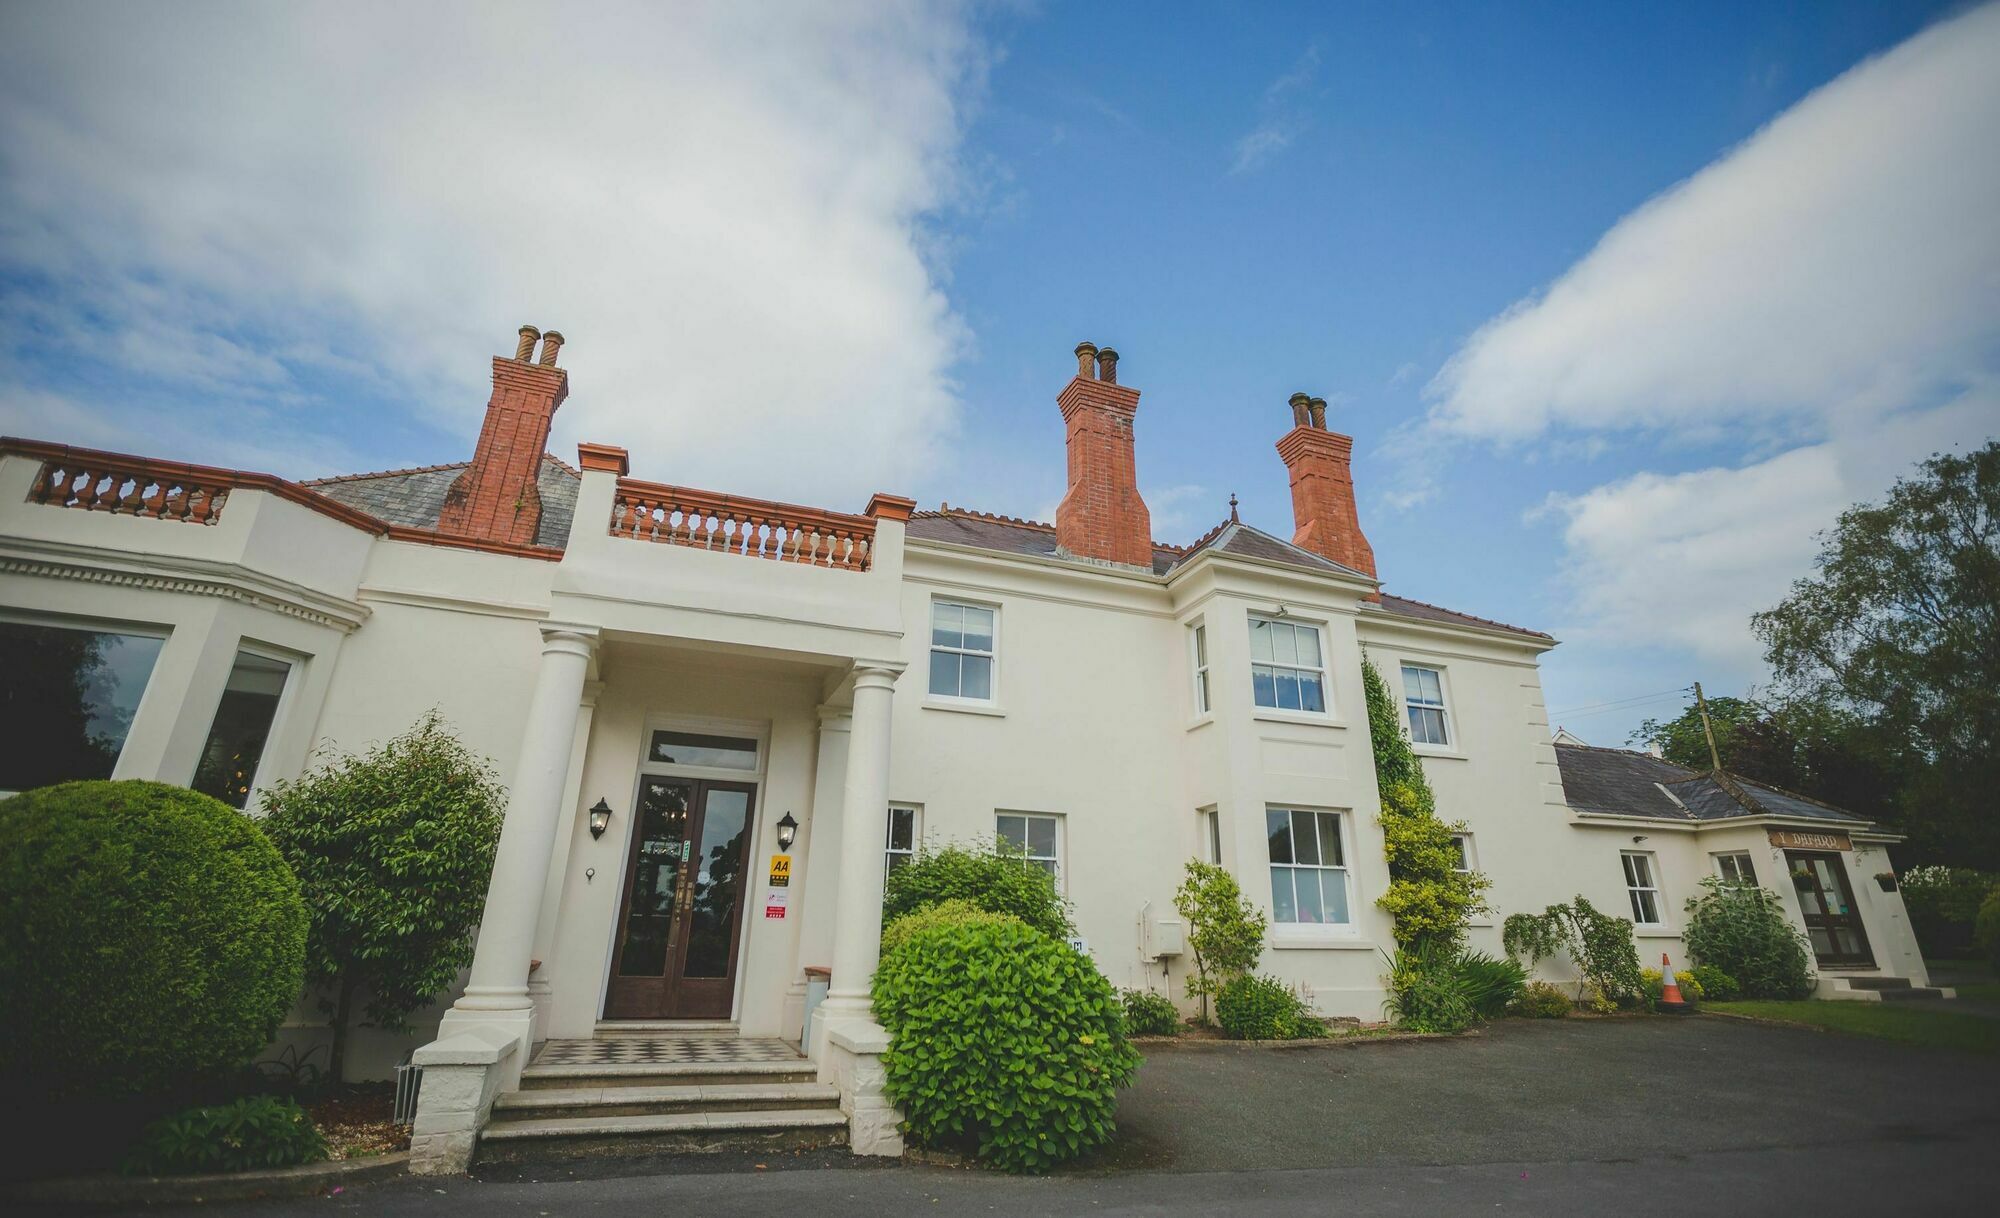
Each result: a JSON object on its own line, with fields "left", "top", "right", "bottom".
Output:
{"left": 1422, "top": 4, "right": 2000, "bottom": 672}
{"left": 0, "top": 1, "right": 983, "bottom": 504}
{"left": 1229, "top": 45, "right": 1320, "bottom": 176}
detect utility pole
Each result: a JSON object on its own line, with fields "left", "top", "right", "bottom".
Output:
{"left": 1693, "top": 681, "right": 1723, "bottom": 773}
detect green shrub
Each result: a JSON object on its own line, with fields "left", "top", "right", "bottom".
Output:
{"left": 872, "top": 908, "right": 1137, "bottom": 1172}
{"left": 1362, "top": 661, "right": 1489, "bottom": 947}
{"left": 881, "top": 898, "right": 989, "bottom": 957}
{"left": 1457, "top": 951, "right": 1528, "bottom": 1018}
{"left": 1174, "top": 860, "right": 1267, "bottom": 1023}
{"left": 0, "top": 780, "right": 306, "bottom": 1098}
{"left": 882, "top": 843, "right": 1072, "bottom": 942}
{"left": 1119, "top": 988, "right": 1181, "bottom": 1036}
{"left": 1687, "top": 965, "right": 1740, "bottom": 1001}
{"left": 1510, "top": 981, "right": 1573, "bottom": 1018}
{"left": 259, "top": 714, "right": 504, "bottom": 1084}
{"left": 1681, "top": 876, "right": 1815, "bottom": 999}
{"left": 1382, "top": 942, "right": 1477, "bottom": 1033}
{"left": 123, "top": 1095, "right": 326, "bottom": 1176}
{"left": 1976, "top": 888, "right": 2000, "bottom": 977}
{"left": 1899, "top": 865, "right": 1998, "bottom": 958}
{"left": 1641, "top": 968, "right": 1704, "bottom": 1004}
{"left": 1216, "top": 974, "right": 1326, "bottom": 1040}
{"left": 1502, "top": 897, "right": 1645, "bottom": 1010}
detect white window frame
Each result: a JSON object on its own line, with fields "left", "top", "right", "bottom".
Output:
{"left": 926, "top": 598, "right": 999, "bottom": 708}
{"left": 1190, "top": 621, "right": 1212, "bottom": 717}
{"left": 1714, "top": 851, "right": 1757, "bottom": 887}
{"left": 1199, "top": 806, "right": 1222, "bottom": 865}
{"left": 1248, "top": 615, "right": 1331, "bottom": 717}
{"left": 1265, "top": 806, "right": 1354, "bottom": 930}
{"left": 0, "top": 609, "right": 173, "bottom": 796}
{"left": 1449, "top": 832, "right": 1474, "bottom": 873}
{"left": 1622, "top": 851, "right": 1664, "bottom": 925}
{"left": 1401, "top": 663, "right": 1452, "bottom": 748}
{"left": 197, "top": 638, "right": 303, "bottom": 812}
{"left": 885, "top": 803, "right": 922, "bottom": 877}
{"left": 995, "top": 811, "right": 1062, "bottom": 886}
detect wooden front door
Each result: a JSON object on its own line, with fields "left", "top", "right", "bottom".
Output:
{"left": 603, "top": 776, "right": 757, "bottom": 1019}
{"left": 1786, "top": 850, "right": 1874, "bottom": 968}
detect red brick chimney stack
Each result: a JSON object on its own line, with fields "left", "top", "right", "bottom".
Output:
{"left": 1277, "top": 392, "right": 1376, "bottom": 581}
{"left": 438, "top": 324, "right": 570, "bottom": 546}
{"left": 1054, "top": 341, "right": 1152, "bottom": 568}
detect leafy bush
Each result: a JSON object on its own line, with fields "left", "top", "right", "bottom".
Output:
{"left": 1457, "top": 951, "right": 1528, "bottom": 1018}
{"left": 0, "top": 780, "right": 306, "bottom": 1098}
{"left": 1976, "top": 888, "right": 2000, "bottom": 977}
{"left": 881, "top": 898, "right": 989, "bottom": 956}
{"left": 1119, "top": 988, "right": 1181, "bottom": 1036}
{"left": 1216, "top": 974, "right": 1326, "bottom": 1040}
{"left": 1641, "top": 968, "right": 1704, "bottom": 1004}
{"left": 1681, "top": 876, "right": 1815, "bottom": 1000}
{"left": 123, "top": 1095, "right": 326, "bottom": 1176}
{"left": 1382, "top": 943, "right": 1477, "bottom": 1033}
{"left": 1509, "top": 981, "right": 1573, "bottom": 1018}
{"left": 882, "top": 843, "right": 1073, "bottom": 942}
{"left": 1174, "top": 860, "right": 1267, "bottom": 1023}
{"left": 1502, "top": 897, "right": 1645, "bottom": 1010}
{"left": 872, "top": 907, "right": 1137, "bottom": 1172}
{"left": 1687, "top": 965, "right": 1740, "bottom": 1001}
{"left": 259, "top": 714, "right": 505, "bottom": 1083}
{"left": 1363, "top": 662, "right": 1489, "bottom": 947}
{"left": 1901, "top": 865, "right": 1999, "bottom": 958}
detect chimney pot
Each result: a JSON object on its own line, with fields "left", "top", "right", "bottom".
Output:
{"left": 1097, "top": 347, "right": 1119, "bottom": 384}
{"left": 1289, "top": 392, "right": 1311, "bottom": 427}
{"left": 1073, "top": 341, "right": 1099, "bottom": 380}
{"left": 515, "top": 325, "right": 541, "bottom": 362}
{"left": 1308, "top": 397, "right": 1328, "bottom": 430}
{"left": 539, "top": 331, "right": 565, "bottom": 367}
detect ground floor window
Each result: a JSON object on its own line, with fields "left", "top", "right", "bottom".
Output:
{"left": 1449, "top": 833, "right": 1474, "bottom": 872}
{"left": 996, "top": 811, "right": 1060, "bottom": 881}
{"left": 886, "top": 804, "right": 920, "bottom": 874}
{"left": 1715, "top": 851, "right": 1758, "bottom": 887}
{"left": 191, "top": 649, "right": 292, "bottom": 808}
{"left": 0, "top": 618, "right": 165, "bottom": 792}
{"left": 1267, "top": 808, "right": 1350, "bottom": 925}
{"left": 1200, "top": 807, "right": 1222, "bottom": 864}
{"left": 1622, "top": 851, "right": 1663, "bottom": 924}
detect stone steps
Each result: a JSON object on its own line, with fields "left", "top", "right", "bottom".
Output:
{"left": 1820, "top": 974, "right": 1957, "bottom": 1002}
{"left": 517, "top": 1059, "right": 820, "bottom": 1090}
{"left": 493, "top": 1080, "right": 841, "bottom": 1120}
{"left": 476, "top": 1108, "right": 848, "bottom": 1163}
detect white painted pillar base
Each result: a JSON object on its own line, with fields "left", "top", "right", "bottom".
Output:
{"left": 406, "top": 1029, "right": 520, "bottom": 1175}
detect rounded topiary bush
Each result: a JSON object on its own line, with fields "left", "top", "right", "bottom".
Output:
{"left": 1217, "top": 973, "right": 1325, "bottom": 1040}
{"left": 882, "top": 844, "right": 1073, "bottom": 941}
{"left": 0, "top": 781, "right": 307, "bottom": 1097}
{"left": 872, "top": 908, "right": 1138, "bottom": 1173}
{"left": 1119, "top": 988, "right": 1181, "bottom": 1036}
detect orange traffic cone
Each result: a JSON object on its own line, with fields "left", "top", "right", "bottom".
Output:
{"left": 1657, "top": 952, "right": 1692, "bottom": 1014}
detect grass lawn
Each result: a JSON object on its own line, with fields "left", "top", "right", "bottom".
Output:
{"left": 1948, "top": 981, "right": 2000, "bottom": 1003}
{"left": 1708, "top": 1000, "right": 2000, "bottom": 1055}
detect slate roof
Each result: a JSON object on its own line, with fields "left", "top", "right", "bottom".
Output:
{"left": 306, "top": 455, "right": 579, "bottom": 549}
{"left": 904, "top": 509, "right": 1190, "bottom": 575}
{"left": 1553, "top": 742, "right": 1869, "bottom": 825}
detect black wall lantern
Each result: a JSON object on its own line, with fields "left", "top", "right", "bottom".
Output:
{"left": 776, "top": 811, "right": 799, "bottom": 851}
{"left": 588, "top": 798, "right": 614, "bottom": 840}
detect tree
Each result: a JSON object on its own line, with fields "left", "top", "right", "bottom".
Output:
{"left": 258, "top": 714, "right": 505, "bottom": 1083}
{"left": 1630, "top": 698, "right": 1903, "bottom": 824}
{"left": 1173, "top": 861, "right": 1266, "bottom": 1024}
{"left": 1754, "top": 442, "right": 2000, "bottom": 867}
{"left": 1632, "top": 696, "right": 1762, "bottom": 772}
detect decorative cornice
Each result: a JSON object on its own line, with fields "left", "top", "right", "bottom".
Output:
{"left": 0, "top": 538, "right": 370, "bottom": 633}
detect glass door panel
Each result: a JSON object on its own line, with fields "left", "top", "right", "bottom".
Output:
{"left": 615, "top": 780, "right": 692, "bottom": 978}
{"left": 682, "top": 787, "right": 750, "bottom": 979}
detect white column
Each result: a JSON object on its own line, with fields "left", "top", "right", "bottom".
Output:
{"left": 788, "top": 706, "right": 851, "bottom": 1051}
{"left": 820, "top": 664, "right": 899, "bottom": 1016}
{"left": 528, "top": 679, "right": 601, "bottom": 1026}
{"left": 436, "top": 623, "right": 597, "bottom": 1057}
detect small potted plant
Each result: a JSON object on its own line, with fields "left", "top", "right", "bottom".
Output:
{"left": 1874, "top": 871, "right": 1897, "bottom": 892}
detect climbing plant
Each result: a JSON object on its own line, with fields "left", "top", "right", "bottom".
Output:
{"left": 1502, "top": 896, "right": 1646, "bottom": 1011}
{"left": 1362, "top": 659, "right": 1488, "bottom": 949}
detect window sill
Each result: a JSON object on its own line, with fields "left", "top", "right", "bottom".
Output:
{"left": 1251, "top": 710, "right": 1344, "bottom": 730}
{"left": 923, "top": 698, "right": 1005, "bottom": 718}
{"left": 1634, "top": 926, "right": 1680, "bottom": 938}
{"left": 1186, "top": 713, "right": 1215, "bottom": 732}
{"left": 1268, "top": 931, "right": 1374, "bottom": 951}
{"left": 1412, "top": 745, "right": 1467, "bottom": 761}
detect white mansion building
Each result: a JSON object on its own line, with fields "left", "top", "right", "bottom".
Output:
{"left": 0, "top": 328, "right": 1934, "bottom": 1170}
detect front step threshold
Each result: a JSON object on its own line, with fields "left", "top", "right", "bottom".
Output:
{"left": 476, "top": 1108, "right": 849, "bottom": 1164}
{"left": 520, "top": 1059, "right": 816, "bottom": 1087}
{"left": 1821, "top": 977, "right": 1956, "bottom": 1002}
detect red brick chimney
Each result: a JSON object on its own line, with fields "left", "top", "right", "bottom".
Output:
{"left": 439, "top": 325, "right": 569, "bottom": 545}
{"left": 1055, "top": 341, "right": 1153, "bottom": 568}
{"left": 1277, "top": 392, "right": 1376, "bottom": 580}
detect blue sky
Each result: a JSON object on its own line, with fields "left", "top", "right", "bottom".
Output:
{"left": 3, "top": 1, "right": 1995, "bottom": 745}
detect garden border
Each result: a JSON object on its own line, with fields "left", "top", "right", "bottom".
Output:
{"left": 0, "top": 1151, "right": 412, "bottom": 1207}
{"left": 1130, "top": 1028, "right": 1465, "bottom": 1050}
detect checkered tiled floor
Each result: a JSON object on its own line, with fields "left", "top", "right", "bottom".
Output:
{"left": 533, "top": 1035, "right": 804, "bottom": 1066}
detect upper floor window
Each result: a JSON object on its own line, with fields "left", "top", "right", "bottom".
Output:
{"left": 192, "top": 649, "right": 293, "bottom": 809}
{"left": 1622, "top": 851, "right": 1664, "bottom": 925}
{"left": 1401, "top": 664, "right": 1450, "bottom": 746}
{"left": 1200, "top": 806, "right": 1222, "bottom": 864}
{"left": 928, "top": 601, "right": 995, "bottom": 702}
{"left": 886, "top": 804, "right": 921, "bottom": 875}
{"left": 1266, "top": 808, "right": 1351, "bottom": 925}
{"left": 1715, "top": 852, "right": 1757, "bottom": 887}
{"left": 1249, "top": 617, "right": 1326, "bottom": 713}
{"left": 0, "top": 618, "right": 166, "bottom": 793}
{"left": 1449, "top": 832, "right": 1474, "bottom": 873}
{"left": 996, "top": 811, "right": 1060, "bottom": 881}
{"left": 1190, "top": 623, "right": 1211, "bottom": 715}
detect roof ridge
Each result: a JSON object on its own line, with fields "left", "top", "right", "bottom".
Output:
{"left": 922, "top": 502, "right": 1189, "bottom": 553}
{"left": 1727, "top": 771, "right": 1867, "bottom": 818}
{"left": 305, "top": 451, "right": 577, "bottom": 487}
{"left": 1378, "top": 591, "right": 1551, "bottom": 639}
{"left": 1179, "top": 516, "right": 1234, "bottom": 558}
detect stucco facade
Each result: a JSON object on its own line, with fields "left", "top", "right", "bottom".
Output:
{"left": 0, "top": 328, "right": 1934, "bottom": 1167}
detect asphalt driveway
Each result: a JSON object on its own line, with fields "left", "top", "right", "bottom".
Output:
{"left": 118, "top": 1016, "right": 2000, "bottom": 1216}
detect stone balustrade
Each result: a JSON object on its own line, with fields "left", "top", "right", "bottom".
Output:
{"left": 610, "top": 478, "right": 877, "bottom": 571}
{"left": 27, "top": 453, "right": 232, "bottom": 524}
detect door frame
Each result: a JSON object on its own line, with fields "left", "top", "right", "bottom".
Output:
{"left": 597, "top": 713, "right": 772, "bottom": 1023}
{"left": 1785, "top": 849, "right": 1875, "bottom": 969}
